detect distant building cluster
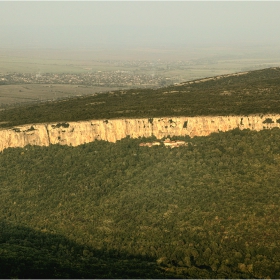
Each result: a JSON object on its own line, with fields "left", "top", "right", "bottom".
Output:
{"left": 139, "top": 138, "right": 188, "bottom": 148}
{"left": 0, "top": 71, "right": 174, "bottom": 88}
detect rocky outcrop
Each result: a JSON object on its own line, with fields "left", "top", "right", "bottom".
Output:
{"left": 1, "top": 114, "right": 280, "bottom": 151}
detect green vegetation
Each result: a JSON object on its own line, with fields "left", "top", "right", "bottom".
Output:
{"left": 1, "top": 129, "right": 280, "bottom": 278}
{"left": 263, "top": 118, "right": 274, "bottom": 124}
{"left": 51, "top": 123, "right": 70, "bottom": 129}
{"left": 1, "top": 67, "right": 280, "bottom": 278}
{"left": 1, "top": 67, "right": 280, "bottom": 128}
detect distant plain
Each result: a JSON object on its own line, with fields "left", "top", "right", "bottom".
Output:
{"left": 1, "top": 45, "right": 280, "bottom": 106}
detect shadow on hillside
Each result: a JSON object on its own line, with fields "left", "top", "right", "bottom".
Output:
{"left": 0, "top": 220, "right": 176, "bottom": 279}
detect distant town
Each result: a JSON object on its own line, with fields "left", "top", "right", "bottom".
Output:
{"left": 1, "top": 55, "right": 278, "bottom": 108}
{"left": 0, "top": 70, "right": 177, "bottom": 89}
{"left": 1, "top": 55, "right": 276, "bottom": 90}
{"left": 0, "top": 59, "right": 216, "bottom": 89}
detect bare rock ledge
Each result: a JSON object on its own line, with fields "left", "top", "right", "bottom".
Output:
{"left": 1, "top": 115, "right": 280, "bottom": 151}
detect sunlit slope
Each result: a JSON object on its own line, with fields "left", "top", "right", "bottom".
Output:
{"left": 1, "top": 67, "right": 280, "bottom": 128}
{"left": 1, "top": 129, "right": 280, "bottom": 278}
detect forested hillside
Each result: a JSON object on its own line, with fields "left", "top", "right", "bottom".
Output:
{"left": 1, "top": 67, "right": 280, "bottom": 128}
{"left": 1, "top": 129, "right": 280, "bottom": 278}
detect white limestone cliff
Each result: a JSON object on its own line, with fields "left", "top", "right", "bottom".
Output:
{"left": 1, "top": 114, "right": 280, "bottom": 151}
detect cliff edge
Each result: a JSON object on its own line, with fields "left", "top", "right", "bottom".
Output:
{"left": 1, "top": 114, "right": 280, "bottom": 151}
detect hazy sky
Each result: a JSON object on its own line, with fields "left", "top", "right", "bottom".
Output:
{"left": 1, "top": 1, "right": 280, "bottom": 49}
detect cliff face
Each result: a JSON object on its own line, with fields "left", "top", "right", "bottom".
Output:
{"left": 1, "top": 115, "right": 280, "bottom": 151}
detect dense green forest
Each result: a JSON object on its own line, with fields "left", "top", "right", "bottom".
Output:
{"left": 1, "top": 67, "right": 280, "bottom": 128}
{"left": 1, "top": 128, "right": 280, "bottom": 278}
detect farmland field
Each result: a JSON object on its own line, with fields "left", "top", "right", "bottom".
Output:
{"left": 0, "top": 84, "right": 120, "bottom": 107}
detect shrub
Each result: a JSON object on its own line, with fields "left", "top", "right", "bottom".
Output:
{"left": 262, "top": 118, "right": 274, "bottom": 124}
